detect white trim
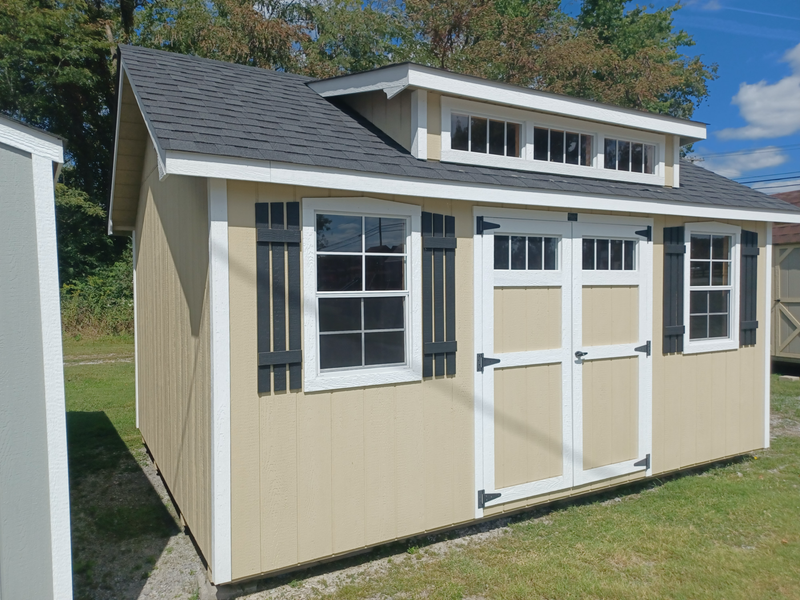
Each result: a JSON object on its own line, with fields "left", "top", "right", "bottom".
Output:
{"left": 0, "top": 116, "right": 63, "bottom": 163}
{"left": 107, "top": 71, "right": 127, "bottom": 235}
{"left": 308, "top": 64, "right": 707, "bottom": 140}
{"left": 133, "top": 229, "right": 139, "bottom": 429}
{"left": 207, "top": 178, "right": 232, "bottom": 584}
{"left": 473, "top": 217, "right": 484, "bottom": 519}
{"left": 764, "top": 225, "right": 772, "bottom": 449}
{"left": 411, "top": 90, "right": 427, "bottom": 160}
{"left": 302, "top": 197, "right": 423, "bottom": 393}
{"left": 682, "top": 222, "right": 742, "bottom": 355}
{"left": 163, "top": 151, "right": 800, "bottom": 224}
{"left": 440, "top": 97, "right": 666, "bottom": 186}
{"left": 673, "top": 135, "right": 681, "bottom": 188}
{"left": 31, "top": 154, "right": 73, "bottom": 599}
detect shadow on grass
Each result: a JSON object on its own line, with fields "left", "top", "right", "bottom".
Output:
{"left": 68, "top": 412, "right": 180, "bottom": 599}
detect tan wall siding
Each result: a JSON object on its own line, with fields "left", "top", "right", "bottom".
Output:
{"left": 427, "top": 92, "right": 442, "bottom": 161}
{"left": 228, "top": 182, "right": 476, "bottom": 580}
{"left": 341, "top": 91, "right": 412, "bottom": 151}
{"left": 135, "top": 145, "right": 213, "bottom": 566}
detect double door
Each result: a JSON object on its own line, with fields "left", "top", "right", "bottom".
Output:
{"left": 474, "top": 209, "right": 652, "bottom": 512}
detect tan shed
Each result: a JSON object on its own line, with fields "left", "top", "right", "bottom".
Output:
{"left": 771, "top": 191, "right": 800, "bottom": 362}
{"left": 108, "top": 46, "right": 800, "bottom": 586}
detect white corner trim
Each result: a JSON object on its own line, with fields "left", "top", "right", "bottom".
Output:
{"left": 133, "top": 229, "right": 140, "bottom": 429}
{"left": 301, "top": 196, "right": 423, "bottom": 393}
{"left": 764, "top": 225, "right": 772, "bottom": 449}
{"left": 0, "top": 117, "right": 63, "bottom": 163}
{"left": 411, "top": 89, "right": 428, "bottom": 160}
{"left": 673, "top": 136, "right": 681, "bottom": 189}
{"left": 31, "top": 154, "right": 73, "bottom": 600}
{"left": 207, "top": 178, "right": 232, "bottom": 584}
{"left": 163, "top": 151, "right": 800, "bottom": 225}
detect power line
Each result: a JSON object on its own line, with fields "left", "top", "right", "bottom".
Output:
{"left": 694, "top": 144, "right": 800, "bottom": 159}
{"left": 748, "top": 181, "right": 800, "bottom": 191}
{"left": 736, "top": 173, "right": 800, "bottom": 184}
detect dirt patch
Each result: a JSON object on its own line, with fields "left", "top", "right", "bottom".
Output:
{"left": 771, "top": 413, "right": 800, "bottom": 439}
{"left": 64, "top": 353, "right": 134, "bottom": 366}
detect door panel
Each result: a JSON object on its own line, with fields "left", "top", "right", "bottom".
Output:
{"left": 582, "top": 286, "right": 639, "bottom": 346}
{"left": 494, "top": 287, "right": 561, "bottom": 353}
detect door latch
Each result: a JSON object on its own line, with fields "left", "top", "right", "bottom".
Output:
{"left": 575, "top": 351, "right": 588, "bottom": 359}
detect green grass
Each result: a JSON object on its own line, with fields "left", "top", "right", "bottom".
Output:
{"left": 64, "top": 340, "right": 800, "bottom": 599}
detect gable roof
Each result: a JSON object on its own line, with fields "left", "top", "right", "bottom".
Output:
{"left": 0, "top": 113, "right": 64, "bottom": 163}
{"left": 112, "top": 45, "right": 799, "bottom": 232}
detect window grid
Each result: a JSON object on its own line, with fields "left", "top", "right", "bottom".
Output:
{"left": 688, "top": 234, "right": 733, "bottom": 341}
{"left": 451, "top": 113, "right": 522, "bottom": 158}
{"left": 582, "top": 238, "right": 637, "bottom": 271}
{"left": 604, "top": 138, "right": 656, "bottom": 174}
{"left": 494, "top": 235, "right": 559, "bottom": 271}
{"left": 533, "top": 127, "right": 593, "bottom": 167}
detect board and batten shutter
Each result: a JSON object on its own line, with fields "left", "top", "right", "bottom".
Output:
{"left": 663, "top": 226, "right": 686, "bottom": 354}
{"left": 256, "top": 202, "right": 302, "bottom": 393}
{"left": 740, "top": 230, "right": 759, "bottom": 347}
{"left": 422, "top": 212, "right": 457, "bottom": 377}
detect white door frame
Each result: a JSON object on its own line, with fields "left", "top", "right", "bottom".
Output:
{"left": 473, "top": 207, "right": 653, "bottom": 517}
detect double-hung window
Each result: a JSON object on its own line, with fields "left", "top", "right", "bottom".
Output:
{"left": 683, "top": 222, "right": 740, "bottom": 353}
{"left": 303, "top": 198, "right": 422, "bottom": 391}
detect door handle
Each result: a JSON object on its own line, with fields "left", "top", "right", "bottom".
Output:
{"left": 575, "top": 351, "right": 588, "bottom": 359}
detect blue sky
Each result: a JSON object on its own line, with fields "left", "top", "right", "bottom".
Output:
{"left": 563, "top": 0, "right": 800, "bottom": 195}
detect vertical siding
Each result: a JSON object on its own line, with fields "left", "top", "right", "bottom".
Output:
{"left": 427, "top": 93, "right": 442, "bottom": 161}
{"left": 340, "top": 91, "right": 412, "bottom": 151}
{"left": 135, "top": 145, "right": 213, "bottom": 567}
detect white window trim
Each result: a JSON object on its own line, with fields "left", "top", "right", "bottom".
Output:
{"left": 302, "top": 197, "right": 422, "bottom": 392}
{"left": 440, "top": 96, "right": 665, "bottom": 186}
{"left": 683, "top": 221, "right": 741, "bottom": 354}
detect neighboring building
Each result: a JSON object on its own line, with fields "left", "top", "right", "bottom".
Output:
{"left": 770, "top": 190, "right": 800, "bottom": 362}
{"left": 108, "top": 45, "right": 800, "bottom": 586}
{"left": 0, "top": 115, "right": 72, "bottom": 599}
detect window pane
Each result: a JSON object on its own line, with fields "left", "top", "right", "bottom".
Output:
{"left": 690, "top": 261, "right": 710, "bottom": 286}
{"left": 644, "top": 145, "right": 655, "bottom": 174}
{"left": 610, "top": 240, "right": 624, "bottom": 270}
{"left": 691, "top": 235, "right": 711, "bottom": 259}
{"left": 494, "top": 235, "right": 509, "bottom": 269}
{"left": 365, "top": 217, "right": 405, "bottom": 253}
{"left": 624, "top": 240, "right": 636, "bottom": 270}
{"left": 550, "top": 130, "right": 564, "bottom": 162}
{"left": 604, "top": 138, "right": 617, "bottom": 169}
{"left": 317, "top": 214, "right": 362, "bottom": 252}
{"left": 507, "top": 123, "right": 520, "bottom": 157}
{"left": 365, "top": 331, "right": 405, "bottom": 365}
{"left": 709, "top": 314, "right": 728, "bottom": 338}
{"left": 565, "top": 132, "right": 580, "bottom": 165}
{"left": 581, "top": 135, "right": 593, "bottom": 167}
{"left": 365, "top": 256, "right": 404, "bottom": 291}
{"left": 709, "top": 290, "right": 728, "bottom": 314}
{"left": 528, "top": 237, "right": 543, "bottom": 270}
{"left": 534, "top": 127, "right": 549, "bottom": 161}
{"left": 690, "top": 291, "right": 708, "bottom": 314}
{"left": 320, "top": 333, "right": 362, "bottom": 369}
{"left": 617, "top": 141, "right": 631, "bottom": 171}
{"left": 364, "top": 297, "right": 404, "bottom": 330}
{"left": 470, "top": 116, "right": 487, "bottom": 153}
{"left": 511, "top": 236, "right": 526, "bottom": 270}
{"left": 318, "top": 255, "right": 362, "bottom": 291}
{"left": 489, "top": 120, "right": 505, "bottom": 156}
{"left": 319, "top": 298, "right": 361, "bottom": 332}
{"left": 711, "top": 262, "right": 729, "bottom": 286}
{"left": 631, "top": 143, "right": 643, "bottom": 172}
{"left": 544, "top": 237, "right": 558, "bottom": 270}
{"left": 690, "top": 315, "right": 708, "bottom": 340}
{"left": 451, "top": 114, "right": 469, "bottom": 151}
{"left": 596, "top": 239, "right": 610, "bottom": 270}
{"left": 712, "top": 235, "right": 730, "bottom": 260}
{"left": 582, "top": 238, "right": 595, "bottom": 270}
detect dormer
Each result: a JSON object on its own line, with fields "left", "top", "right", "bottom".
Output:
{"left": 308, "top": 63, "right": 707, "bottom": 189}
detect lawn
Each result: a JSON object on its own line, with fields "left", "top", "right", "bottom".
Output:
{"left": 64, "top": 336, "right": 800, "bottom": 599}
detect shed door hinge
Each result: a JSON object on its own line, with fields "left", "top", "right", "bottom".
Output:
{"left": 478, "top": 489, "right": 502, "bottom": 509}
{"left": 634, "top": 453, "right": 651, "bottom": 470}
{"left": 476, "top": 216, "right": 500, "bottom": 235}
{"left": 635, "top": 226, "right": 652, "bottom": 241}
{"left": 634, "top": 340, "right": 651, "bottom": 357}
{"left": 477, "top": 353, "right": 501, "bottom": 372}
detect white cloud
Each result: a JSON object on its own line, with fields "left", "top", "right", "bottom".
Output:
{"left": 699, "top": 146, "right": 788, "bottom": 178}
{"left": 716, "top": 43, "right": 800, "bottom": 140}
{"left": 751, "top": 178, "right": 800, "bottom": 194}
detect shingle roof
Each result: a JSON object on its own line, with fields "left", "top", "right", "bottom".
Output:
{"left": 120, "top": 45, "right": 799, "bottom": 215}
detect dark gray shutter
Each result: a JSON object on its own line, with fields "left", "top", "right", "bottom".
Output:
{"left": 663, "top": 226, "right": 685, "bottom": 354}
{"left": 422, "top": 212, "right": 457, "bottom": 377}
{"left": 256, "top": 202, "right": 302, "bottom": 393}
{"left": 740, "top": 230, "right": 759, "bottom": 347}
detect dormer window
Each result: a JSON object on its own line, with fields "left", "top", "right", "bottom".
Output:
{"left": 451, "top": 113, "right": 521, "bottom": 158}
{"left": 533, "top": 127, "right": 593, "bottom": 166}
{"left": 604, "top": 138, "right": 656, "bottom": 174}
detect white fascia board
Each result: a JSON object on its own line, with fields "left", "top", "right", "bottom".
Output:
{"left": 31, "top": 154, "right": 73, "bottom": 600}
{"left": 165, "top": 150, "right": 800, "bottom": 224}
{"left": 309, "top": 64, "right": 706, "bottom": 141}
{"left": 207, "top": 178, "right": 232, "bottom": 584}
{"left": 107, "top": 69, "right": 127, "bottom": 235}
{"left": 0, "top": 117, "right": 63, "bottom": 163}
